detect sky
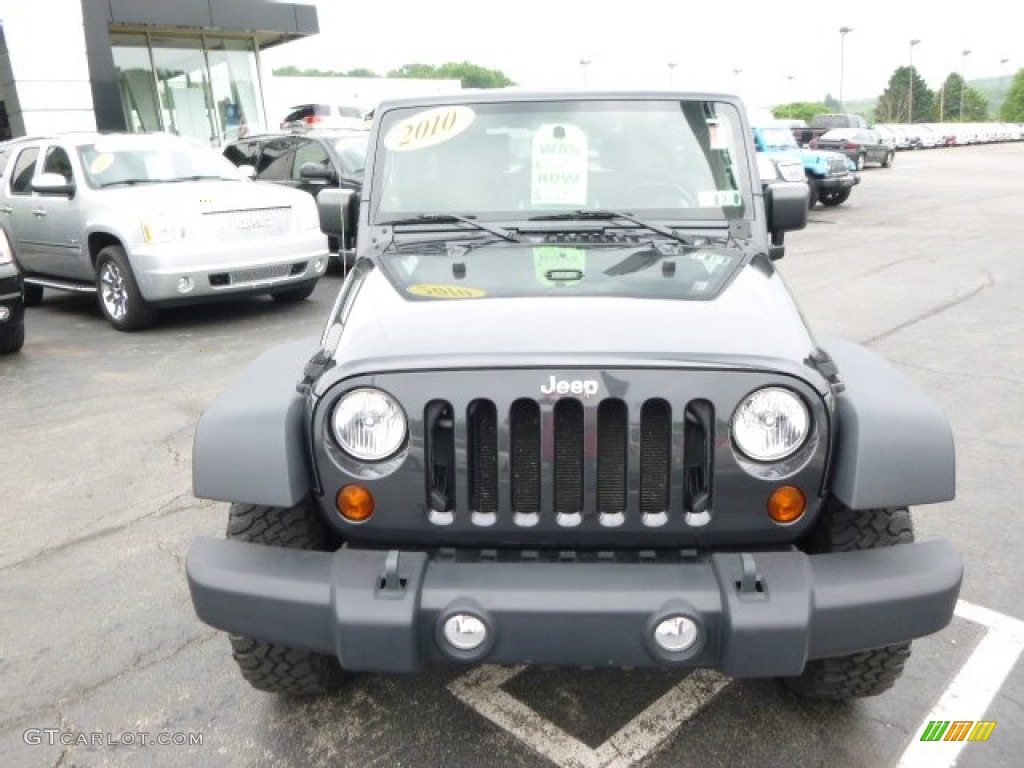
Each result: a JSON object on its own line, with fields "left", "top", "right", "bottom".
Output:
{"left": 262, "top": 0, "right": 1018, "bottom": 109}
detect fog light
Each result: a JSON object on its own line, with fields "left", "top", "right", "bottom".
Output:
{"left": 336, "top": 485, "right": 374, "bottom": 522}
{"left": 654, "top": 616, "right": 699, "bottom": 653}
{"left": 767, "top": 486, "right": 806, "bottom": 523}
{"left": 443, "top": 614, "right": 488, "bottom": 651}
{"left": 315, "top": 257, "right": 326, "bottom": 273}
{"left": 0, "top": 306, "right": 9, "bottom": 321}
{"left": 177, "top": 276, "right": 195, "bottom": 294}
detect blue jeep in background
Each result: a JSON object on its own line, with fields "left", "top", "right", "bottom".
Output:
{"left": 752, "top": 124, "right": 859, "bottom": 208}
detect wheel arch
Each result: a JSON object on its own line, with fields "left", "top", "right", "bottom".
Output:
{"left": 87, "top": 231, "right": 125, "bottom": 269}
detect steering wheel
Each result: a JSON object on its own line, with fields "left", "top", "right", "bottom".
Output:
{"left": 623, "top": 182, "right": 695, "bottom": 208}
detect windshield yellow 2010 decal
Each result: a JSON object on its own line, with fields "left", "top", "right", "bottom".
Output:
{"left": 89, "top": 153, "right": 114, "bottom": 174}
{"left": 407, "top": 284, "right": 487, "bottom": 299}
{"left": 383, "top": 106, "right": 476, "bottom": 152}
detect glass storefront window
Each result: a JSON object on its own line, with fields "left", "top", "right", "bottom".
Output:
{"left": 150, "top": 35, "right": 214, "bottom": 144}
{"left": 111, "top": 33, "right": 161, "bottom": 133}
{"left": 110, "top": 31, "right": 268, "bottom": 146}
{"left": 205, "top": 37, "right": 266, "bottom": 144}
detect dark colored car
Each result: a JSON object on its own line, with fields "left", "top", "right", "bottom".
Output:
{"left": 0, "top": 224, "right": 26, "bottom": 354}
{"left": 224, "top": 130, "right": 368, "bottom": 264}
{"left": 187, "top": 90, "right": 961, "bottom": 703}
{"left": 810, "top": 128, "right": 895, "bottom": 170}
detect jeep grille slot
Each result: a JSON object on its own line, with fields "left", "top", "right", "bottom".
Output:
{"left": 468, "top": 399, "right": 499, "bottom": 515}
{"left": 684, "top": 401, "right": 714, "bottom": 518}
{"left": 510, "top": 399, "right": 542, "bottom": 515}
{"left": 597, "top": 399, "right": 628, "bottom": 514}
{"left": 425, "top": 401, "right": 456, "bottom": 513}
{"left": 640, "top": 399, "right": 671, "bottom": 516}
{"left": 554, "top": 399, "right": 584, "bottom": 518}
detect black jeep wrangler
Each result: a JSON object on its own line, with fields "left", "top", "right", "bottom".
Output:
{"left": 186, "top": 91, "right": 962, "bottom": 700}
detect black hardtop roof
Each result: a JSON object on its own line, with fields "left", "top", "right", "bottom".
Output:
{"left": 375, "top": 89, "right": 744, "bottom": 114}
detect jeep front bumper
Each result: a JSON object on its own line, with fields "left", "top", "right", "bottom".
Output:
{"left": 186, "top": 538, "right": 961, "bottom": 677}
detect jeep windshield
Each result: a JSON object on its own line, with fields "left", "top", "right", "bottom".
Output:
{"left": 371, "top": 98, "right": 752, "bottom": 224}
{"left": 757, "top": 127, "right": 800, "bottom": 151}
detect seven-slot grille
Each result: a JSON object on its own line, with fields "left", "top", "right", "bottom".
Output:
{"left": 424, "top": 395, "right": 714, "bottom": 527}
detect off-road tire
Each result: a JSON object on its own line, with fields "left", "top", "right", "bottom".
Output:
{"left": 0, "top": 323, "right": 25, "bottom": 354}
{"left": 805, "top": 176, "right": 819, "bottom": 209}
{"left": 95, "top": 245, "right": 158, "bottom": 331}
{"left": 226, "top": 498, "right": 344, "bottom": 695}
{"left": 22, "top": 282, "right": 43, "bottom": 307}
{"left": 783, "top": 503, "right": 914, "bottom": 700}
{"left": 882, "top": 151, "right": 895, "bottom": 168}
{"left": 855, "top": 153, "right": 866, "bottom": 171}
{"left": 270, "top": 281, "right": 317, "bottom": 303}
{"left": 820, "top": 188, "right": 852, "bottom": 207}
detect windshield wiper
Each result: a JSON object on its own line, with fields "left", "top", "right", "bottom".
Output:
{"left": 528, "top": 210, "right": 691, "bottom": 245}
{"left": 165, "top": 174, "right": 235, "bottom": 182}
{"left": 378, "top": 214, "right": 520, "bottom": 242}
{"left": 97, "top": 178, "right": 161, "bottom": 188}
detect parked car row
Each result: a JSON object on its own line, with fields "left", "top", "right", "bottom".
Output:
{"left": 0, "top": 132, "right": 329, "bottom": 332}
{"left": 876, "top": 122, "right": 1024, "bottom": 150}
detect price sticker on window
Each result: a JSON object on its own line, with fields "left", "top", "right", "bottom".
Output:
{"left": 384, "top": 107, "right": 476, "bottom": 152}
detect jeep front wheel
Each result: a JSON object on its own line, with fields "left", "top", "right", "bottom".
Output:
{"left": 783, "top": 502, "right": 914, "bottom": 700}
{"left": 95, "top": 246, "right": 158, "bottom": 331}
{"left": 225, "top": 498, "right": 345, "bottom": 695}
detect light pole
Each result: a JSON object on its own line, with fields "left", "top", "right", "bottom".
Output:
{"left": 579, "top": 59, "right": 592, "bottom": 89}
{"left": 959, "top": 49, "right": 972, "bottom": 121}
{"left": 787, "top": 75, "right": 796, "bottom": 118}
{"left": 839, "top": 26, "right": 853, "bottom": 111}
{"left": 668, "top": 61, "right": 677, "bottom": 88}
{"left": 732, "top": 68, "right": 742, "bottom": 96}
{"left": 908, "top": 39, "right": 920, "bottom": 123}
{"left": 1000, "top": 57, "right": 1010, "bottom": 111}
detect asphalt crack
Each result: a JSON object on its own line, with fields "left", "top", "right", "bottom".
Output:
{"left": 860, "top": 270, "right": 993, "bottom": 347}
{"left": 0, "top": 492, "right": 205, "bottom": 573}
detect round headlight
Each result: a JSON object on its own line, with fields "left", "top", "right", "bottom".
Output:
{"left": 331, "top": 388, "right": 407, "bottom": 461}
{"left": 732, "top": 387, "right": 809, "bottom": 462}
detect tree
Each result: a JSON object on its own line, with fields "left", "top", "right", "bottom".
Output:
{"left": 771, "top": 102, "right": 831, "bottom": 123}
{"left": 387, "top": 61, "right": 515, "bottom": 88}
{"left": 823, "top": 93, "right": 840, "bottom": 111}
{"left": 1000, "top": 69, "right": 1024, "bottom": 121}
{"left": 873, "top": 66, "right": 934, "bottom": 123}
{"left": 342, "top": 68, "right": 379, "bottom": 78}
{"left": 936, "top": 73, "right": 989, "bottom": 121}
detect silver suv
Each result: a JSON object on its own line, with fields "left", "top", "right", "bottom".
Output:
{"left": 0, "top": 132, "right": 328, "bottom": 330}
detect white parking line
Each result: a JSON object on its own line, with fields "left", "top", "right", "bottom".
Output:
{"left": 898, "top": 600, "right": 1024, "bottom": 767}
{"left": 448, "top": 666, "right": 730, "bottom": 768}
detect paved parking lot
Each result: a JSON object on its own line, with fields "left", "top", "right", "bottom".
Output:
{"left": 2, "top": 142, "right": 1023, "bottom": 767}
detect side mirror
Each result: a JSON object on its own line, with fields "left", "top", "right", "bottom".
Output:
{"left": 300, "top": 162, "right": 335, "bottom": 182}
{"left": 32, "top": 173, "right": 75, "bottom": 197}
{"left": 317, "top": 187, "right": 355, "bottom": 239}
{"left": 764, "top": 181, "right": 809, "bottom": 260}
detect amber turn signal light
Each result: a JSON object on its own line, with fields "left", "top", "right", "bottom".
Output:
{"left": 767, "top": 486, "right": 806, "bottom": 523}
{"left": 337, "top": 485, "right": 375, "bottom": 522}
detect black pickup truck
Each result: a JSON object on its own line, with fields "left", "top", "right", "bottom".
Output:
{"left": 792, "top": 113, "right": 868, "bottom": 147}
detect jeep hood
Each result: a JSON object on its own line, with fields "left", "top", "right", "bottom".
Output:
{"left": 325, "top": 253, "right": 821, "bottom": 381}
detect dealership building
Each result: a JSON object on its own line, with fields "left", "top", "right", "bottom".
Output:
{"left": 0, "top": 0, "right": 319, "bottom": 143}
